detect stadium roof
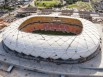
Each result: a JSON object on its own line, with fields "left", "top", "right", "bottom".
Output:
{"left": 2, "top": 15, "right": 100, "bottom": 62}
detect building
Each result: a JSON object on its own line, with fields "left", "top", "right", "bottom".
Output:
{"left": 2, "top": 15, "right": 100, "bottom": 64}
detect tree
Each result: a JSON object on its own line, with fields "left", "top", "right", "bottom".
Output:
{"left": 65, "top": 0, "right": 80, "bottom": 4}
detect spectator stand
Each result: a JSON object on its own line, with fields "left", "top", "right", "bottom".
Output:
{"left": 60, "top": 10, "right": 73, "bottom": 16}
{"left": 16, "top": 7, "right": 37, "bottom": 17}
{"left": 38, "top": 9, "right": 54, "bottom": 15}
{"left": 79, "top": 11, "right": 92, "bottom": 21}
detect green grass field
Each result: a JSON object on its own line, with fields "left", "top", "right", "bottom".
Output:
{"left": 35, "top": 0, "right": 62, "bottom": 8}
{"left": 67, "top": 1, "right": 93, "bottom": 11}
{"left": 33, "top": 30, "right": 76, "bottom": 35}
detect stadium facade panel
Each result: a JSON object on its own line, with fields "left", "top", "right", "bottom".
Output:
{"left": 2, "top": 15, "right": 100, "bottom": 64}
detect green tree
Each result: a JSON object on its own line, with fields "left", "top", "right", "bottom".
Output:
{"left": 65, "top": 0, "right": 81, "bottom": 4}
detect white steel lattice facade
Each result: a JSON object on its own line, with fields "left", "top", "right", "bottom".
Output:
{"left": 2, "top": 15, "right": 100, "bottom": 60}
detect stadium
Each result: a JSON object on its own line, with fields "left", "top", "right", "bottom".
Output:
{"left": 2, "top": 15, "right": 100, "bottom": 64}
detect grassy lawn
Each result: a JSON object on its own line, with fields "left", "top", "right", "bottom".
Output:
{"left": 92, "top": 0, "right": 101, "bottom": 2}
{"left": 35, "top": 0, "right": 61, "bottom": 8}
{"left": 33, "top": 30, "right": 76, "bottom": 35}
{"left": 67, "top": 1, "right": 93, "bottom": 11}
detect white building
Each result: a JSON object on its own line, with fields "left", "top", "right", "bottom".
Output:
{"left": 2, "top": 15, "right": 100, "bottom": 64}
